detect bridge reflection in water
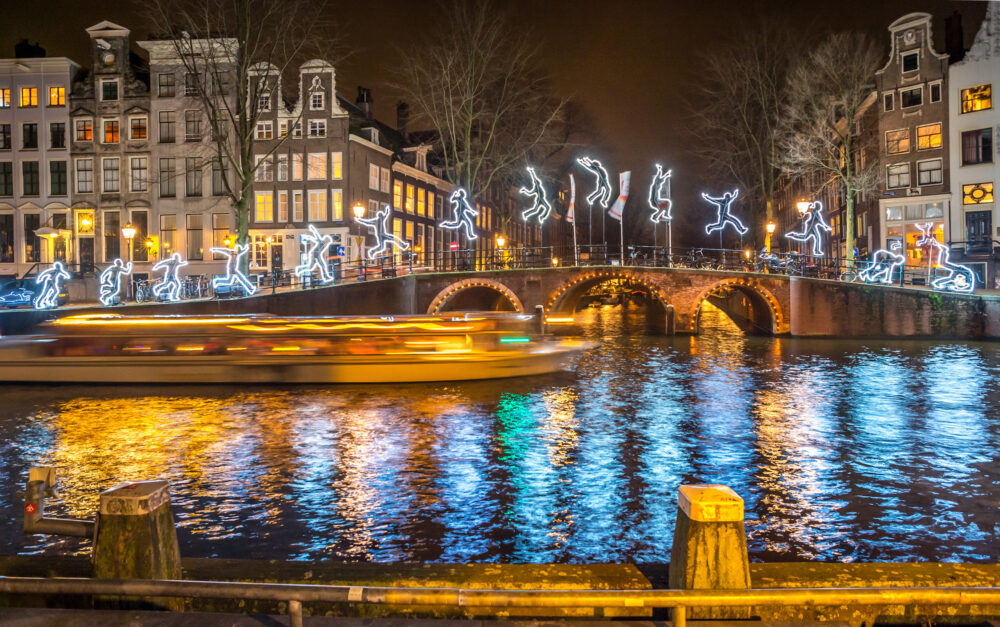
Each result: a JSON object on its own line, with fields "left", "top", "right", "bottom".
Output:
{"left": 0, "top": 302, "right": 997, "bottom": 563}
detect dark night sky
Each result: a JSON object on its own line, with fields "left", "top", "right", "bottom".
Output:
{"left": 1, "top": 0, "right": 989, "bottom": 242}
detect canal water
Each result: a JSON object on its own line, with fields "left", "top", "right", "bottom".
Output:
{"left": 1, "top": 304, "right": 998, "bottom": 564}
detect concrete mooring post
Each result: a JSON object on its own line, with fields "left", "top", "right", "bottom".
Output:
{"left": 669, "top": 484, "right": 751, "bottom": 619}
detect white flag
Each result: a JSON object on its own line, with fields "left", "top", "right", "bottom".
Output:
{"left": 608, "top": 171, "right": 631, "bottom": 221}
{"left": 567, "top": 174, "right": 575, "bottom": 224}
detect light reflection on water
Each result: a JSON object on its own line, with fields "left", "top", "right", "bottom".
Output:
{"left": 0, "top": 303, "right": 998, "bottom": 563}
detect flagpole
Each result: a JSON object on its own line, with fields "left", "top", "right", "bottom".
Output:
{"left": 620, "top": 215, "right": 625, "bottom": 266}
{"left": 666, "top": 176, "right": 672, "bottom": 267}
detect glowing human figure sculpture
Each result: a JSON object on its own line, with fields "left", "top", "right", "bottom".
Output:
{"left": 915, "top": 222, "right": 976, "bottom": 293}
{"left": 358, "top": 204, "right": 411, "bottom": 260}
{"left": 858, "top": 241, "right": 905, "bottom": 285}
{"left": 211, "top": 243, "right": 258, "bottom": 296}
{"left": 576, "top": 157, "right": 612, "bottom": 208}
{"left": 152, "top": 252, "right": 188, "bottom": 302}
{"left": 439, "top": 188, "right": 479, "bottom": 240}
{"left": 701, "top": 189, "right": 748, "bottom": 235}
{"left": 519, "top": 167, "right": 553, "bottom": 224}
{"left": 295, "top": 224, "right": 336, "bottom": 283}
{"left": 33, "top": 261, "right": 70, "bottom": 309}
{"left": 647, "top": 164, "right": 672, "bottom": 223}
{"left": 98, "top": 258, "right": 132, "bottom": 306}
{"left": 785, "top": 200, "right": 833, "bottom": 256}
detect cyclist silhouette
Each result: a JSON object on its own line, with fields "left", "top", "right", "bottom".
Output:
{"left": 576, "top": 157, "right": 612, "bottom": 208}
{"left": 439, "top": 189, "right": 479, "bottom": 240}
{"left": 702, "top": 189, "right": 748, "bottom": 235}
{"left": 98, "top": 258, "right": 132, "bottom": 305}
{"left": 294, "top": 224, "right": 335, "bottom": 283}
{"left": 785, "top": 200, "right": 833, "bottom": 256}
{"left": 211, "top": 243, "right": 257, "bottom": 295}
{"left": 519, "top": 167, "right": 553, "bottom": 224}
{"left": 358, "top": 205, "right": 410, "bottom": 260}
{"left": 152, "top": 252, "right": 188, "bottom": 302}
{"left": 647, "top": 164, "right": 672, "bottom": 223}
{"left": 34, "top": 261, "right": 70, "bottom": 309}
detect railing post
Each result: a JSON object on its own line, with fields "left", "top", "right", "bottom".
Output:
{"left": 673, "top": 605, "right": 686, "bottom": 627}
{"left": 289, "top": 599, "right": 303, "bottom": 627}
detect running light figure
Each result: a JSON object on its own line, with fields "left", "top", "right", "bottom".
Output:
{"left": 357, "top": 204, "right": 410, "bottom": 260}
{"left": 701, "top": 189, "right": 748, "bottom": 235}
{"left": 647, "top": 164, "right": 672, "bottom": 223}
{"left": 152, "top": 252, "right": 188, "bottom": 302}
{"left": 519, "top": 167, "right": 553, "bottom": 224}
{"left": 576, "top": 157, "right": 612, "bottom": 208}
{"left": 858, "top": 241, "right": 905, "bottom": 285}
{"left": 33, "top": 261, "right": 70, "bottom": 309}
{"left": 785, "top": 200, "right": 833, "bottom": 256}
{"left": 915, "top": 222, "right": 976, "bottom": 293}
{"left": 211, "top": 243, "right": 257, "bottom": 296}
{"left": 439, "top": 188, "right": 479, "bottom": 240}
{"left": 98, "top": 258, "right": 132, "bottom": 306}
{"left": 295, "top": 224, "right": 336, "bottom": 283}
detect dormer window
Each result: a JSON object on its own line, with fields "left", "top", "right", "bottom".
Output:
{"left": 258, "top": 92, "right": 271, "bottom": 111}
{"left": 901, "top": 51, "right": 919, "bottom": 73}
{"left": 900, "top": 86, "right": 922, "bottom": 108}
{"left": 101, "top": 79, "right": 119, "bottom": 101}
{"left": 310, "top": 92, "right": 325, "bottom": 110}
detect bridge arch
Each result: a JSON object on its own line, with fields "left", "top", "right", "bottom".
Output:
{"left": 545, "top": 269, "right": 670, "bottom": 314}
{"left": 426, "top": 278, "right": 524, "bottom": 314}
{"left": 690, "top": 277, "right": 783, "bottom": 335}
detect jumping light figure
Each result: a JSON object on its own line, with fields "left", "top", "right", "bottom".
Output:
{"left": 701, "top": 189, "right": 748, "bottom": 235}
{"left": 647, "top": 164, "right": 672, "bottom": 223}
{"left": 576, "top": 157, "right": 612, "bottom": 208}
{"left": 295, "top": 224, "right": 336, "bottom": 283}
{"left": 211, "top": 243, "right": 257, "bottom": 296}
{"left": 33, "top": 261, "right": 70, "bottom": 309}
{"left": 152, "top": 252, "right": 188, "bottom": 302}
{"left": 439, "top": 189, "right": 479, "bottom": 240}
{"left": 519, "top": 167, "right": 553, "bottom": 224}
{"left": 785, "top": 200, "right": 833, "bottom": 256}
{"left": 98, "top": 258, "right": 132, "bottom": 306}
{"left": 358, "top": 205, "right": 411, "bottom": 260}
{"left": 915, "top": 222, "right": 976, "bottom": 293}
{"left": 858, "top": 241, "right": 905, "bottom": 285}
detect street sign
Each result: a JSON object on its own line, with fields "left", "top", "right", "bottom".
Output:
{"left": 336, "top": 246, "right": 345, "bottom": 257}
{"left": 449, "top": 242, "right": 459, "bottom": 251}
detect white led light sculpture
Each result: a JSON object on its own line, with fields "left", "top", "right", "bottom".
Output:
{"left": 438, "top": 188, "right": 479, "bottom": 241}
{"left": 295, "top": 224, "right": 336, "bottom": 283}
{"left": 915, "top": 222, "right": 976, "bottom": 293}
{"left": 647, "top": 164, "right": 672, "bottom": 223}
{"left": 519, "top": 167, "right": 553, "bottom": 224}
{"left": 784, "top": 200, "right": 833, "bottom": 256}
{"left": 576, "top": 157, "right": 612, "bottom": 208}
{"left": 152, "top": 252, "right": 188, "bottom": 302}
{"left": 357, "top": 204, "right": 410, "bottom": 260}
{"left": 858, "top": 241, "right": 905, "bottom": 285}
{"left": 701, "top": 189, "right": 748, "bottom": 236}
{"left": 211, "top": 243, "right": 258, "bottom": 296}
{"left": 33, "top": 261, "right": 70, "bottom": 309}
{"left": 98, "top": 258, "right": 132, "bottom": 306}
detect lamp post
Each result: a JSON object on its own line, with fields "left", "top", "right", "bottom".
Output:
{"left": 495, "top": 234, "right": 505, "bottom": 269}
{"left": 765, "top": 222, "right": 776, "bottom": 253}
{"left": 352, "top": 202, "right": 365, "bottom": 280}
{"left": 121, "top": 223, "right": 136, "bottom": 301}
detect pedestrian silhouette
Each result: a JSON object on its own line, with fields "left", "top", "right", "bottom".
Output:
{"left": 152, "top": 252, "right": 188, "bottom": 302}
{"left": 98, "top": 258, "right": 132, "bottom": 305}
{"left": 34, "top": 261, "right": 70, "bottom": 309}
{"left": 295, "top": 224, "right": 336, "bottom": 283}
{"left": 212, "top": 243, "right": 258, "bottom": 295}
{"left": 439, "top": 189, "right": 480, "bottom": 240}
{"left": 358, "top": 205, "right": 410, "bottom": 259}
{"left": 785, "top": 201, "right": 833, "bottom": 256}
{"left": 702, "top": 189, "right": 748, "bottom": 235}
{"left": 648, "top": 164, "right": 672, "bottom": 223}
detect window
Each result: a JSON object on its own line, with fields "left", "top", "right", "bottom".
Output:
{"left": 0, "top": 88, "right": 8, "bottom": 108}
{"left": 19, "top": 87, "right": 37, "bottom": 107}
{"left": 129, "top": 211, "right": 148, "bottom": 262}
{"left": 49, "top": 161, "right": 67, "bottom": 195}
{"left": 158, "top": 111, "right": 176, "bottom": 143}
{"left": 0, "top": 124, "right": 9, "bottom": 149}
{"left": 380, "top": 167, "right": 390, "bottom": 193}
{"left": 130, "top": 157, "right": 147, "bottom": 192}
{"left": 277, "top": 191, "right": 288, "bottom": 222}
{"left": 917, "top": 159, "right": 942, "bottom": 185}
{"left": 159, "top": 214, "right": 175, "bottom": 258}
{"left": 49, "top": 122, "right": 65, "bottom": 148}
{"left": 277, "top": 154, "right": 288, "bottom": 181}
{"left": 158, "top": 73, "right": 175, "bottom": 97}
{"left": 103, "top": 119, "right": 119, "bottom": 143}
{"left": 184, "top": 110, "right": 201, "bottom": 141}
{"left": 255, "top": 121, "right": 273, "bottom": 139}
{"left": 428, "top": 191, "right": 436, "bottom": 219}
{"left": 886, "top": 163, "right": 909, "bottom": 188}
{"left": 279, "top": 121, "right": 288, "bottom": 138}
{"left": 258, "top": 93, "right": 271, "bottom": 111}
{"left": 293, "top": 191, "right": 304, "bottom": 221}
{"left": 184, "top": 73, "right": 198, "bottom": 96}
{"left": 102, "top": 158, "right": 119, "bottom": 193}
{"left": 255, "top": 192, "right": 273, "bottom": 222}
{"left": 48, "top": 86, "right": 65, "bottom": 106}
{"left": 900, "top": 87, "right": 922, "bottom": 108}
{"left": 76, "top": 158, "right": 93, "bottom": 193}
{"left": 0, "top": 162, "right": 12, "bottom": 195}
{"left": 332, "top": 189, "right": 343, "bottom": 220}
{"left": 75, "top": 119, "right": 92, "bottom": 142}
{"left": 963, "top": 183, "right": 994, "bottom": 205}
{"left": 212, "top": 160, "right": 227, "bottom": 195}
{"left": 405, "top": 183, "right": 415, "bottom": 212}
{"left": 0, "top": 214, "right": 13, "bottom": 262}
{"left": 308, "top": 189, "right": 327, "bottom": 221}
{"left": 159, "top": 158, "right": 176, "bottom": 197}
{"left": 22, "top": 123, "right": 38, "bottom": 149}
{"left": 130, "top": 117, "right": 147, "bottom": 140}
{"left": 101, "top": 80, "right": 118, "bottom": 101}
{"left": 901, "top": 51, "right": 918, "bottom": 72}
{"left": 916, "top": 123, "right": 941, "bottom": 150}
{"left": 185, "top": 158, "right": 202, "bottom": 196}
{"left": 23, "top": 213, "right": 40, "bottom": 262}
{"left": 310, "top": 91, "right": 325, "bottom": 110}
{"left": 292, "top": 121, "right": 302, "bottom": 138}
{"left": 22, "top": 161, "right": 39, "bottom": 195}
{"left": 103, "top": 211, "right": 120, "bottom": 261}
{"left": 961, "top": 128, "right": 993, "bottom": 166}
{"left": 417, "top": 188, "right": 426, "bottom": 216}
{"left": 307, "top": 153, "right": 327, "bottom": 180}
{"left": 255, "top": 154, "right": 273, "bottom": 182}
{"left": 393, "top": 180, "right": 403, "bottom": 209}
{"left": 292, "top": 153, "right": 303, "bottom": 181}
{"left": 331, "top": 152, "right": 342, "bottom": 179}
{"left": 930, "top": 82, "right": 941, "bottom": 103}
{"left": 368, "top": 164, "right": 379, "bottom": 190}
{"left": 212, "top": 214, "right": 229, "bottom": 258}
{"left": 961, "top": 84, "right": 992, "bottom": 114}
{"left": 308, "top": 120, "right": 325, "bottom": 137}
{"left": 886, "top": 129, "right": 910, "bottom": 154}
{"left": 186, "top": 213, "right": 203, "bottom": 260}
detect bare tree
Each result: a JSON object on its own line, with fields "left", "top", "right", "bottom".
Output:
{"left": 780, "top": 32, "right": 882, "bottom": 264}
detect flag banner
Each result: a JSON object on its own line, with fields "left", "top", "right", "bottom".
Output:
{"left": 608, "top": 171, "right": 631, "bottom": 221}
{"left": 567, "top": 174, "right": 576, "bottom": 224}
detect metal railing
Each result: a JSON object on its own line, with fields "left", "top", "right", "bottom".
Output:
{"left": 1, "top": 576, "right": 999, "bottom": 627}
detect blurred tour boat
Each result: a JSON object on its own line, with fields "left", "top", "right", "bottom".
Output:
{"left": 0, "top": 313, "right": 590, "bottom": 384}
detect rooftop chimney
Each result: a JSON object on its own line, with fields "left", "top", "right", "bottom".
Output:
{"left": 14, "top": 39, "right": 45, "bottom": 59}
{"left": 356, "top": 86, "right": 372, "bottom": 119}
{"left": 396, "top": 101, "right": 410, "bottom": 141}
{"left": 946, "top": 11, "right": 965, "bottom": 63}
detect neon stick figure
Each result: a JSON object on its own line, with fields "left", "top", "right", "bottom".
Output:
{"left": 33, "top": 261, "right": 70, "bottom": 309}
{"left": 211, "top": 243, "right": 257, "bottom": 295}
{"left": 858, "top": 241, "right": 905, "bottom": 285}
{"left": 576, "top": 157, "right": 612, "bottom": 208}
{"left": 98, "top": 258, "right": 132, "bottom": 306}
{"left": 358, "top": 204, "right": 410, "bottom": 260}
{"left": 915, "top": 222, "right": 976, "bottom": 293}
{"left": 439, "top": 189, "right": 479, "bottom": 240}
{"left": 152, "top": 252, "right": 188, "bottom": 302}
{"left": 294, "top": 224, "right": 336, "bottom": 283}
{"left": 648, "top": 164, "right": 672, "bottom": 223}
{"left": 785, "top": 200, "right": 833, "bottom": 256}
{"left": 701, "top": 189, "right": 748, "bottom": 235}
{"left": 519, "top": 167, "right": 553, "bottom": 224}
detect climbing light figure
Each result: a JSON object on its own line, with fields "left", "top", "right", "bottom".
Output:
{"left": 701, "top": 189, "right": 748, "bottom": 235}
{"left": 519, "top": 167, "right": 553, "bottom": 224}
{"left": 647, "top": 164, "right": 672, "bottom": 223}
{"left": 294, "top": 224, "right": 336, "bottom": 283}
{"left": 915, "top": 222, "right": 976, "bottom": 293}
{"left": 33, "top": 261, "right": 70, "bottom": 309}
{"left": 98, "top": 258, "right": 132, "bottom": 306}
{"left": 152, "top": 252, "right": 188, "bottom": 302}
{"left": 858, "top": 241, "right": 905, "bottom": 285}
{"left": 358, "top": 204, "right": 411, "bottom": 260}
{"left": 576, "top": 157, "right": 612, "bottom": 208}
{"left": 211, "top": 243, "right": 258, "bottom": 296}
{"left": 439, "top": 188, "right": 479, "bottom": 241}
{"left": 785, "top": 200, "right": 833, "bottom": 256}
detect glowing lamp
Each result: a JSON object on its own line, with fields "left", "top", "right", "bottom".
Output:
{"left": 121, "top": 224, "right": 137, "bottom": 240}
{"left": 744, "top": 249, "right": 751, "bottom": 259}
{"left": 766, "top": 222, "right": 776, "bottom": 234}
{"left": 796, "top": 201, "right": 811, "bottom": 214}
{"left": 352, "top": 202, "right": 365, "bottom": 219}
{"left": 80, "top": 217, "right": 92, "bottom": 229}
{"left": 496, "top": 235, "right": 506, "bottom": 248}
{"left": 145, "top": 238, "right": 154, "bottom": 248}
{"left": 552, "top": 257, "right": 559, "bottom": 266}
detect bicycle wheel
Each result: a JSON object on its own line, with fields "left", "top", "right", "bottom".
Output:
{"left": 839, "top": 270, "right": 858, "bottom": 282}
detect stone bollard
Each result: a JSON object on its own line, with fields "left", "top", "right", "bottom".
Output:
{"left": 669, "top": 484, "right": 750, "bottom": 619}
{"left": 93, "top": 480, "right": 183, "bottom": 610}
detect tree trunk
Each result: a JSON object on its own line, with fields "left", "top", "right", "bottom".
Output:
{"left": 845, "top": 190, "right": 855, "bottom": 267}
{"left": 236, "top": 180, "right": 253, "bottom": 274}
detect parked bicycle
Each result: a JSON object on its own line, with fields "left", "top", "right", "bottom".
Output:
{"left": 133, "top": 279, "right": 153, "bottom": 304}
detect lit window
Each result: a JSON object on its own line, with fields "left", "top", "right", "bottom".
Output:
{"left": 48, "top": 86, "right": 65, "bottom": 106}
{"left": 916, "top": 124, "right": 941, "bottom": 150}
{"left": 277, "top": 191, "right": 288, "bottom": 222}
{"left": 103, "top": 120, "right": 119, "bottom": 143}
{"left": 293, "top": 191, "right": 304, "bottom": 221}
{"left": 130, "top": 117, "right": 148, "bottom": 140}
{"left": 255, "top": 192, "right": 273, "bottom": 222}
{"left": 331, "top": 152, "right": 342, "bottom": 179}
{"left": 916, "top": 159, "right": 942, "bottom": 185}
{"left": 332, "top": 189, "right": 343, "bottom": 220}
{"left": 308, "top": 153, "right": 327, "bottom": 180}
{"left": 19, "top": 87, "right": 37, "bottom": 107}
{"left": 380, "top": 167, "right": 390, "bottom": 193}
{"left": 254, "top": 155, "right": 273, "bottom": 182}
{"left": 0, "top": 89, "right": 9, "bottom": 108}
{"left": 417, "top": 188, "right": 426, "bottom": 216}
{"left": 308, "top": 190, "right": 327, "bottom": 221}
{"left": 393, "top": 180, "right": 403, "bottom": 209}
{"left": 900, "top": 87, "right": 922, "bottom": 108}
{"left": 885, "top": 129, "right": 909, "bottom": 154}
{"left": 369, "top": 164, "right": 379, "bottom": 190}
{"left": 961, "top": 84, "right": 992, "bottom": 114}
{"left": 405, "top": 184, "right": 414, "bottom": 212}
{"left": 279, "top": 121, "right": 287, "bottom": 138}
{"left": 963, "top": 182, "right": 994, "bottom": 205}
{"left": 292, "top": 153, "right": 303, "bottom": 181}
{"left": 277, "top": 154, "right": 288, "bottom": 181}
{"left": 255, "top": 121, "right": 273, "bottom": 140}
{"left": 75, "top": 119, "right": 92, "bottom": 141}
{"left": 886, "top": 163, "right": 910, "bottom": 189}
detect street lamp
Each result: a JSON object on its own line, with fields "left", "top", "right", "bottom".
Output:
{"left": 495, "top": 235, "right": 505, "bottom": 248}
{"left": 765, "top": 221, "right": 776, "bottom": 253}
{"left": 796, "top": 200, "right": 811, "bottom": 214}
{"left": 121, "top": 223, "right": 137, "bottom": 301}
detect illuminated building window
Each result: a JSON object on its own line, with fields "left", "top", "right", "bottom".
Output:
{"left": 331, "top": 152, "right": 342, "bottom": 179}
{"left": 417, "top": 188, "right": 426, "bottom": 216}
{"left": 886, "top": 129, "right": 909, "bottom": 154}
{"left": 393, "top": 180, "right": 403, "bottom": 209}
{"left": 332, "top": 189, "right": 342, "bottom": 221}
{"left": 48, "top": 86, "right": 64, "bottom": 106}
{"left": 308, "top": 189, "right": 327, "bottom": 221}
{"left": 293, "top": 191, "right": 304, "bottom": 221}
{"left": 963, "top": 182, "right": 994, "bottom": 205}
{"left": 405, "top": 183, "right": 414, "bottom": 213}
{"left": 916, "top": 123, "right": 940, "bottom": 150}
{"left": 369, "top": 164, "right": 379, "bottom": 190}
{"left": 292, "top": 153, "right": 303, "bottom": 181}
{"left": 130, "top": 117, "right": 147, "bottom": 140}
{"left": 961, "top": 84, "right": 992, "bottom": 114}
{"left": 278, "top": 191, "right": 288, "bottom": 222}
{"left": 308, "top": 153, "right": 327, "bottom": 180}
{"left": 19, "top": 87, "right": 37, "bottom": 107}
{"left": 0, "top": 88, "right": 9, "bottom": 108}
{"left": 103, "top": 119, "right": 119, "bottom": 144}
